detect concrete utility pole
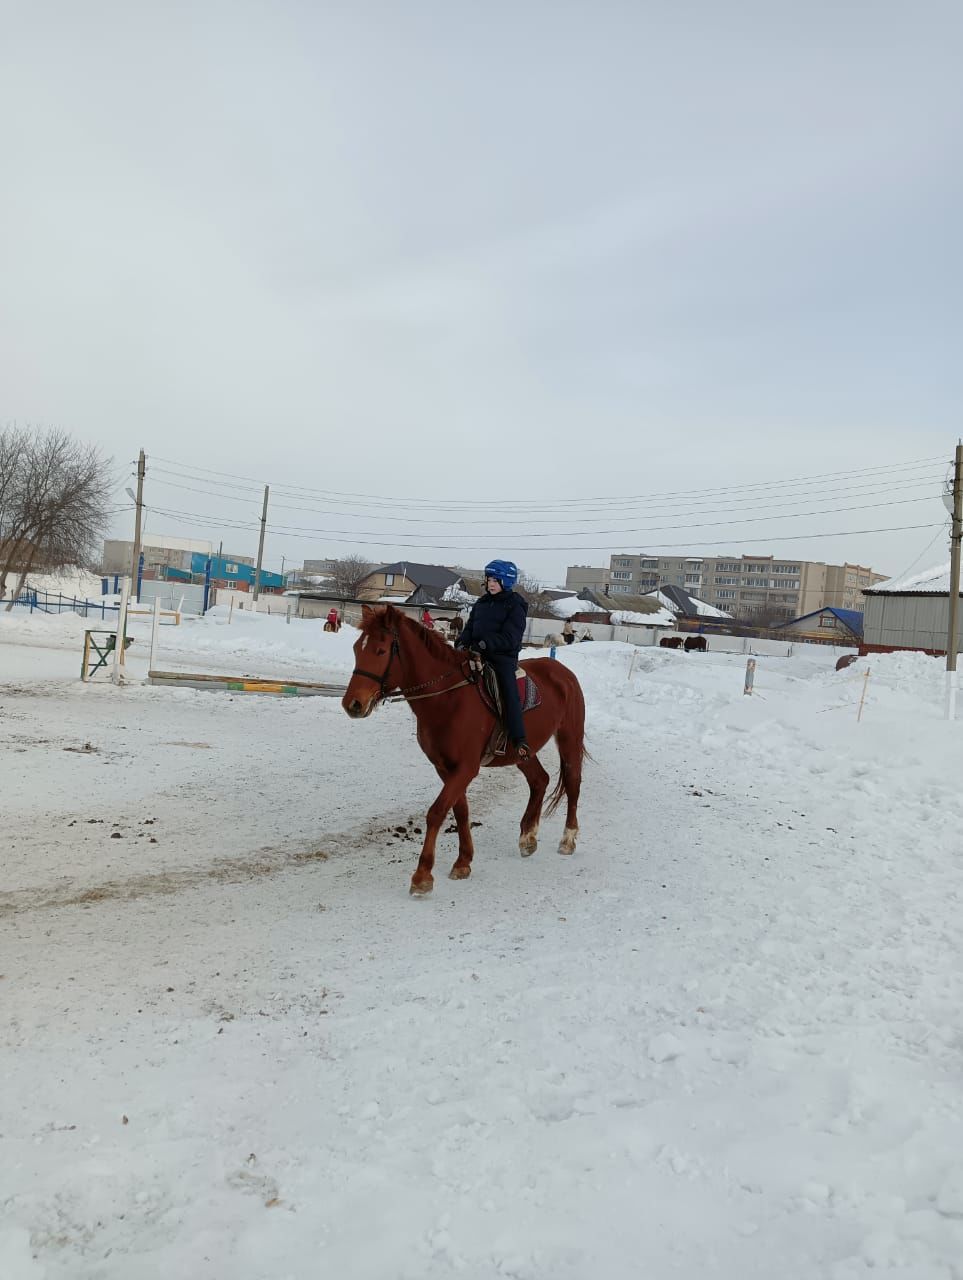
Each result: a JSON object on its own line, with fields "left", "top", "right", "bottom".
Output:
{"left": 945, "top": 441, "right": 963, "bottom": 719}
{"left": 252, "top": 485, "right": 269, "bottom": 602}
{"left": 129, "top": 449, "right": 146, "bottom": 602}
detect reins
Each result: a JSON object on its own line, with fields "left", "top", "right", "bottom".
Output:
{"left": 351, "top": 627, "right": 476, "bottom": 706}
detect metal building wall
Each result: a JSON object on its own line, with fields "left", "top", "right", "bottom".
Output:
{"left": 863, "top": 594, "right": 963, "bottom": 653}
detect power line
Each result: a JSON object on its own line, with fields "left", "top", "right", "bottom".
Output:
{"left": 142, "top": 489, "right": 943, "bottom": 543}
{"left": 148, "top": 451, "right": 947, "bottom": 512}
{"left": 145, "top": 467, "right": 946, "bottom": 525}
{"left": 146, "top": 503, "right": 943, "bottom": 553}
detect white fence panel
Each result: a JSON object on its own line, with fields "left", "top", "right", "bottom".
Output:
{"left": 140, "top": 581, "right": 205, "bottom": 616}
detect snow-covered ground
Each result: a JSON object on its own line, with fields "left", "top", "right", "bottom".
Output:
{"left": 2, "top": 611, "right": 962, "bottom": 1279}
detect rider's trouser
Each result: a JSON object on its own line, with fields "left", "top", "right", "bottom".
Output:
{"left": 487, "top": 654, "right": 526, "bottom": 743}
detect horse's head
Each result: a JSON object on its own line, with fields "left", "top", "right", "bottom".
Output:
{"left": 342, "top": 605, "right": 403, "bottom": 719}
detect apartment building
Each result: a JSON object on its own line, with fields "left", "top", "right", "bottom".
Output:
{"left": 102, "top": 535, "right": 214, "bottom": 576}
{"left": 564, "top": 564, "right": 610, "bottom": 593}
{"left": 604, "top": 553, "right": 885, "bottom": 621}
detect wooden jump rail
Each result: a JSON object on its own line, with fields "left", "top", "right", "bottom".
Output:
{"left": 147, "top": 669, "right": 347, "bottom": 697}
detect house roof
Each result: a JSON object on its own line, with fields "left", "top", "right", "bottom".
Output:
{"left": 372, "top": 562, "right": 465, "bottom": 590}
{"left": 865, "top": 562, "right": 957, "bottom": 595}
{"left": 577, "top": 589, "right": 666, "bottom": 615}
{"left": 645, "top": 585, "right": 732, "bottom": 619}
{"left": 778, "top": 607, "right": 863, "bottom": 637}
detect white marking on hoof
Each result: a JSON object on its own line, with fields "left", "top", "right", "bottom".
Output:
{"left": 409, "top": 879, "right": 434, "bottom": 896}
{"left": 519, "top": 830, "right": 538, "bottom": 858}
{"left": 558, "top": 827, "right": 578, "bottom": 855}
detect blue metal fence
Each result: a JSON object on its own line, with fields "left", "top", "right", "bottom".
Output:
{"left": 7, "top": 589, "right": 120, "bottom": 620}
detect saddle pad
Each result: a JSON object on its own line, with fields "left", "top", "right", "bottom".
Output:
{"left": 478, "top": 665, "right": 541, "bottom": 719}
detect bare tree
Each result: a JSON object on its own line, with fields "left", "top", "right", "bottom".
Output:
{"left": 324, "top": 555, "right": 374, "bottom": 600}
{"left": 749, "top": 604, "right": 795, "bottom": 630}
{"left": 0, "top": 427, "right": 114, "bottom": 607}
{"left": 515, "top": 568, "right": 558, "bottom": 618}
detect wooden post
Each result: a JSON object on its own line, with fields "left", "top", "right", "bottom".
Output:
{"left": 857, "top": 669, "right": 871, "bottom": 722}
{"left": 744, "top": 657, "right": 756, "bottom": 695}
{"left": 112, "top": 578, "right": 130, "bottom": 684}
{"left": 149, "top": 596, "right": 161, "bottom": 670}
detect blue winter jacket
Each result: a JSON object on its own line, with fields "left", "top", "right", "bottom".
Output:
{"left": 455, "top": 590, "right": 528, "bottom": 657}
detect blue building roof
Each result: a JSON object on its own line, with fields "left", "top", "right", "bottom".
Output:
{"left": 778, "top": 607, "right": 863, "bottom": 637}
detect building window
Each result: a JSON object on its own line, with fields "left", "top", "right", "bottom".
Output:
{"left": 714, "top": 576, "right": 739, "bottom": 585}
{"left": 641, "top": 559, "right": 658, "bottom": 569}
{"left": 611, "top": 571, "right": 632, "bottom": 581}
{"left": 819, "top": 614, "right": 838, "bottom": 628}
{"left": 745, "top": 578, "right": 769, "bottom": 588}
{"left": 384, "top": 573, "right": 395, "bottom": 586}
{"left": 716, "top": 590, "right": 736, "bottom": 600}
{"left": 684, "top": 574, "right": 702, "bottom": 585}
{"left": 613, "top": 558, "right": 632, "bottom": 567}
{"left": 773, "top": 564, "right": 800, "bottom": 575}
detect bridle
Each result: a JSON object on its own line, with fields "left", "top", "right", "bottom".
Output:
{"left": 351, "top": 629, "right": 473, "bottom": 705}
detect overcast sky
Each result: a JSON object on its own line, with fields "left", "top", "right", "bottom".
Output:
{"left": 2, "top": 1, "right": 962, "bottom": 584}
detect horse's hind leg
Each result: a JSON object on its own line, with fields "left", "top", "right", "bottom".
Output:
{"left": 517, "top": 755, "right": 550, "bottom": 856}
{"left": 554, "top": 728, "right": 584, "bottom": 855}
{"left": 448, "top": 792, "right": 475, "bottom": 880}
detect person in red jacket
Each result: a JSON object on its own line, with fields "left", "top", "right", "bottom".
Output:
{"left": 421, "top": 608, "right": 435, "bottom": 629}
{"left": 325, "top": 607, "right": 340, "bottom": 632}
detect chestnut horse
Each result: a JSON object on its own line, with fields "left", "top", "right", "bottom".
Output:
{"left": 342, "top": 605, "right": 586, "bottom": 895}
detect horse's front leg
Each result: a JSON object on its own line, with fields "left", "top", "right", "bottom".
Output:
{"left": 411, "top": 766, "right": 478, "bottom": 896}
{"left": 448, "top": 793, "right": 475, "bottom": 880}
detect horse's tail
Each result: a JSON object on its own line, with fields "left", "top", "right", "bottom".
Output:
{"left": 545, "top": 678, "right": 590, "bottom": 816}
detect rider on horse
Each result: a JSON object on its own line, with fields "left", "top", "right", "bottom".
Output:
{"left": 455, "top": 559, "right": 530, "bottom": 759}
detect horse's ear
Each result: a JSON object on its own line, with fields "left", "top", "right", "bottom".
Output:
{"left": 361, "top": 604, "right": 374, "bottom": 619}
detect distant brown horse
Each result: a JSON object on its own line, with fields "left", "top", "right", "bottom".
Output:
{"left": 659, "top": 636, "right": 683, "bottom": 649}
{"left": 684, "top": 635, "right": 707, "bottom": 653}
{"left": 342, "top": 605, "right": 587, "bottom": 895}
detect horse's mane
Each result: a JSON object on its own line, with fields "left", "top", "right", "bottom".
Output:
{"left": 358, "top": 605, "right": 462, "bottom": 666}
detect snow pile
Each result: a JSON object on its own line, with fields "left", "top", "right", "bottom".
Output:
{"left": 13, "top": 567, "right": 107, "bottom": 600}
{"left": 549, "top": 595, "right": 606, "bottom": 619}
{"left": 441, "top": 584, "right": 476, "bottom": 606}
{"left": 869, "top": 561, "right": 955, "bottom": 594}
{"left": 609, "top": 607, "right": 675, "bottom": 626}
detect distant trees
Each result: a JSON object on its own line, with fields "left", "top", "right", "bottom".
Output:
{"left": 0, "top": 426, "right": 113, "bottom": 607}
{"left": 515, "top": 569, "right": 558, "bottom": 617}
{"left": 324, "top": 555, "right": 375, "bottom": 600}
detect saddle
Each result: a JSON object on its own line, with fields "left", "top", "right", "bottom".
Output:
{"left": 475, "top": 662, "right": 541, "bottom": 760}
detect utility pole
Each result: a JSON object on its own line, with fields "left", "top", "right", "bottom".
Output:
{"left": 252, "top": 485, "right": 269, "bottom": 602}
{"left": 129, "top": 449, "right": 146, "bottom": 602}
{"left": 945, "top": 441, "right": 963, "bottom": 720}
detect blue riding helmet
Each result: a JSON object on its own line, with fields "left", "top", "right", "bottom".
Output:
{"left": 484, "top": 559, "right": 519, "bottom": 591}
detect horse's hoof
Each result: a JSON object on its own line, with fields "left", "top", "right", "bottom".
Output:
{"left": 558, "top": 827, "right": 578, "bottom": 855}
{"left": 519, "top": 833, "right": 538, "bottom": 857}
{"left": 448, "top": 863, "right": 471, "bottom": 880}
{"left": 409, "top": 878, "right": 434, "bottom": 896}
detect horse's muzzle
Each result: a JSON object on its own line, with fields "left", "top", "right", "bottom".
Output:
{"left": 343, "top": 694, "right": 375, "bottom": 719}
